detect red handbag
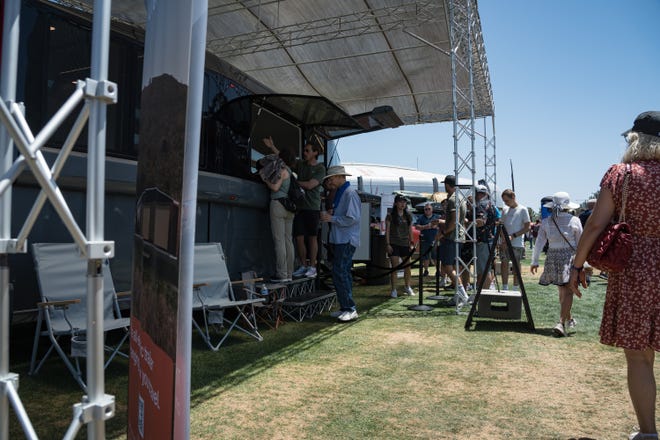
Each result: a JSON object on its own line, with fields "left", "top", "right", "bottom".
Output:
{"left": 587, "top": 164, "right": 633, "bottom": 272}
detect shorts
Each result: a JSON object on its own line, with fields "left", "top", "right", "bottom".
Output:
{"left": 420, "top": 240, "right": 435, "bottom": 261}
{"left": 476, "top": 242, "right": 491, "bottom": 277}
{"left": 388, "top": 244, "right": 412, "bottom": 258}
{"left": 460, "top": 243, "right": 473, "bottom": 262}
{"left": 293, "top": 210, "right": 320, "bottom": 237}
{"left": 438, "top": 238, "right": 462, "bottom": 266}
{"left": 500, "top": 246, "right": 524, "bottom": 267}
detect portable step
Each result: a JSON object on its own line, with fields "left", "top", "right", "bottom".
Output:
{"left": 282, "top": 290, "right": 336, "bottom": 322}
{"left": 476, "top": 289, "right": 522, "bottom": 320}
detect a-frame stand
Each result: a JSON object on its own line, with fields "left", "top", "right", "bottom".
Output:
{"left": 464, "top": 223, "right": 534, "bottom": 330}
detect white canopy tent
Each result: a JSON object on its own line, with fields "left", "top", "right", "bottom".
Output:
{"left": 45, "top": 0, "right": 494, "bottom": 125}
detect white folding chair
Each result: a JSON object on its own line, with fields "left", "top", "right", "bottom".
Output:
{"left": 193, "top": 243, "right": 265, "bottom": 350}
{"left": 29, "top": 243, "right": 130, "bottom": 390}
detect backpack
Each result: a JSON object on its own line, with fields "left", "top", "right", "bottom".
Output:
{"left": 287, "top": 173, "right": 305, "bottom": 205}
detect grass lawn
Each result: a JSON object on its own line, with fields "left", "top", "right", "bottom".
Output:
{"left": 6, "top": 253, "right": 655, "bottom": 439}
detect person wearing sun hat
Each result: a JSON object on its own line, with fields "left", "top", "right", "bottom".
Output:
{"left": 530, "top": 191, "right": 583, "bottom": 338}
{"left": 569, "top": 111, "right": 660, "bottom": 440}
{"left": 320, "top": 165, "right": 361, "bottom": 322}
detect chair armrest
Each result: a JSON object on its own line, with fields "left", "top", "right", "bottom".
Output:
{"left": 37, "top": 299, "right": 81, "bottom": 309}
{"left": 116, "top": 291, "right": 132, "bottom": 298}
{"left": 231, "top": 277, "right": 264, "bottom": 285}
{"left": 193, "top": 283, "right": 208, "bottom": 289}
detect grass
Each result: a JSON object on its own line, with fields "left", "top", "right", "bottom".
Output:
{"left": 6, "top": 253, "right": 654, "bottom": 439}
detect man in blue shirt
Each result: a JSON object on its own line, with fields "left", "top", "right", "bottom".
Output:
{"left": 320, "top": 165, "right": 361, "bottom": 322}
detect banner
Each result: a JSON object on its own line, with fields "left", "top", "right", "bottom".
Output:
{"left": 128, "top": 1, "right": 206, "bottom": 438}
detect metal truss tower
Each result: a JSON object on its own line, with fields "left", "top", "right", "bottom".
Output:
{"left": 1, "top": 0, "right": 117, "bottom": 438}
{"left": 448, "top": 0, "right": 496, "bottom": 301}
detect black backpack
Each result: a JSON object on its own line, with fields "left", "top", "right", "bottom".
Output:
{"left": 288, "top": 174, "right": 305, "bottom": 204}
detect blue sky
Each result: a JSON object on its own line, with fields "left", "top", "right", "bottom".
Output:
{"left": 336, "top": 0, "right": 660, "bottom": 212}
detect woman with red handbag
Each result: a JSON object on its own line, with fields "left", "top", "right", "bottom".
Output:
{"left": 570, "top": 111, "right": 660, "bottom": 440}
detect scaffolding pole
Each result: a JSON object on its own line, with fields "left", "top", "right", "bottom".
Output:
{"left": 449, "top": 0, "right": 479, "bottom": 305}
{"left": 0, "top": 0, "right": 36, "bottom": 438}
{"left": 0, "top": 0, "right": 117, "bottom": 438}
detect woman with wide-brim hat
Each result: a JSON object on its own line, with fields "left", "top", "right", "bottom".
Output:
{"left": 530, "top": 191, "right": 583, "bottom": 337}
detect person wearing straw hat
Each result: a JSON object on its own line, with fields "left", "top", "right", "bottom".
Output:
{"left": 321, "top": 165, "right": 361, "bottom": 322}
{"left": 530, "top": 191, "right": 583, "bottom": 337}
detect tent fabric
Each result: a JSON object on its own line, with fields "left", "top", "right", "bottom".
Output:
{"left": 48, "top": 0, "right": 494, "bottom": 125}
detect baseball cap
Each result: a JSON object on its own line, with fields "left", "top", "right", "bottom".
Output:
{"left": 623, "top": 111, "right": 660, "bottom": 137}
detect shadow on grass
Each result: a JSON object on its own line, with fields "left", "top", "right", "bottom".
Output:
{"left": 467, "top": 319, "right": 535, "bottom": 333}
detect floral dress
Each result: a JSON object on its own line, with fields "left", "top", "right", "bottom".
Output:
{"left": 598, "top": 160, "right": 660, "bottom": 351}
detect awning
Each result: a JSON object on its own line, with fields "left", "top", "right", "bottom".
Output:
{"left": 51, "top": 0, "right": 494, "bottom": 126}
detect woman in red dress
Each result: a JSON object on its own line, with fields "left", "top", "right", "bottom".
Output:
{"left": 570, "top": 112, "right": 660, "bottom": 440}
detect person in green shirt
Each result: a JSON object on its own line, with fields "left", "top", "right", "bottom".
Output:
{"left": 291, "top": 141, "right": 326, "bottom": 278}
{"left": 263, "top": 136, "right": 326, "bottom": 278}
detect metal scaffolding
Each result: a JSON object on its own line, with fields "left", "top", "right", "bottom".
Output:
{"left": 0, "top": 0, "right": 117, "bottom": 438}
{"left": 448, "top": 0, "right": 496, "bottom": 301}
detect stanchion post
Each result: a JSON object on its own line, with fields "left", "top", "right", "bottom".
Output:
{"left": 408, "top": 242, "right": 433, "bottom": 311}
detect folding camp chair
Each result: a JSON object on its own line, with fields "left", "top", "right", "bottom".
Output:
{"left": 29, "top": 243, "right": 130, "bottom": 390}
{"left": 192, "top": 243, "right": 265, "bottom": 351}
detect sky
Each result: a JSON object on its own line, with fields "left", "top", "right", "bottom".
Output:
{"left": 335, "top": 0, "right": 660, "bottom": 212}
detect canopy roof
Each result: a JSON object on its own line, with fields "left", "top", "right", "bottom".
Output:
{"left": 50, "top": 0, "right": 494, "bottom": 126}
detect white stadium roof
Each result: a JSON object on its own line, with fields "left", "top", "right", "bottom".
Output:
{"left": 342, "top": 162, "right": 472, "bottom": 195}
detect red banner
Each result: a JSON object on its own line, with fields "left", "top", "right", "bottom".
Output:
{"left": 127, "top": 319, "right": 174, "bottom": 439}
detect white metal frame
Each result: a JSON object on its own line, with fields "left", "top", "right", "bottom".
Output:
{"left": 0, "top": 0, "right": 117, "bottom": 438}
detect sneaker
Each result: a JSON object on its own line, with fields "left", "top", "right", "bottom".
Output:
{"left": 553, "top": 322, "right": 566, "bottom": 337}
{"left": 566, "top": 318, "right": 577, "bottom": 330}
{"left": 511, "top": 285, "right": 519, "bottom": 291}
{"left": 304, "top": 266, "right": 317, "bottom": 278}
{"left": 423, "top": 269, "right": 429, "bottom": 277}
{"left": 404, "top": 286, "right": 415, "bottom": 296}
{"left": 330, "top": 310, "right": 344, "bottom": 318}
{"left": 390, "top": 289, "right": 398, "bottom": 298}
{"left": 338, "top": 310, "right": 358, "bottom": 322}
{"left": 454, "top": 294, "right": 467, "bottom": 312}
{"left": 292, "top": 266, "right": 308, "bottom": 278}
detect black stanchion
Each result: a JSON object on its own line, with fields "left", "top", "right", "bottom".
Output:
{"left": 408, "top": 245, "right": 433, "bottom": 311}
{"left": 427, "top": 241, "right": 445, "bottom": 301}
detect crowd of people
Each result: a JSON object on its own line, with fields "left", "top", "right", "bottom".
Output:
{"left": 259, "top": 138, "right": 361, "bottom": 323}
{"left": 259, "top": 111, "right": 659, "bottom": 438}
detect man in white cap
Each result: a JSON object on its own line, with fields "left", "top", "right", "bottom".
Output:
{"left": 321, "top": 165, "right": 361, "bottom": 322}
{"left": 474, "top": 185, "right": 500, "bottom": 290}
{"left": 435, "top": 175, "right": 469, "bottom": 310}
